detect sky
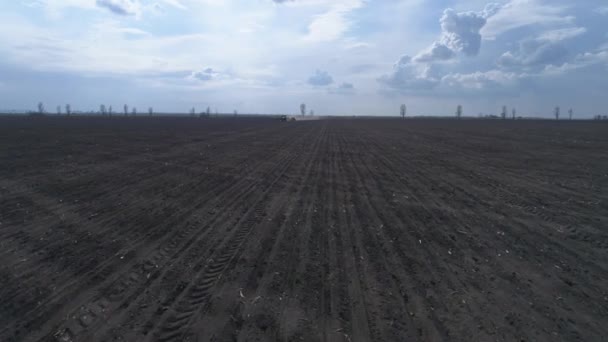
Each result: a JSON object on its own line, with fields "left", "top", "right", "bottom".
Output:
{"left": 0, "top": 0, "right": 607, "bottom": 117}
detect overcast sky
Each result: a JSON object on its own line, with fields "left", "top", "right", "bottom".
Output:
{"left": 0, "top": 0, "right": 607, "bottom": 117}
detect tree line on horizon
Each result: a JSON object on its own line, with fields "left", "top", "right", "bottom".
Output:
{"left": 21, "top": 101, "right": 608, "bottom": 121}
{"left": 396, "top": 104, "right": 600, "bottom": 121}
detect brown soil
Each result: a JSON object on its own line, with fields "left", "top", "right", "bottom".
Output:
{"left": 1, "top": 116, "right": 607, "bottom": 342}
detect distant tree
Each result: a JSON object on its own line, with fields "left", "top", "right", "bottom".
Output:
{"left": 309, "top": 110, "right": 314, "bottom": 116}
{"left": 555, "top": 106, "right": 560, "bottom": 120}
{"left": 124, "top": 104, "right": 129, "bottom": 116}
{"left": 108, "top": 106, "right": 113, "bottom": 116}
{"left": 65, "top": 104, "right": 71, "bottom": 116}
{"left": 300, "top": 103, "right": 306, "bottom": 116}
{"left": 512, "top": 108, "right": 516, "bottom": 120}
{"left": 149, "top": 107, "right": 153, "bottom": 116}
{"left": 456, "top": 105, "right": 462, "bottom": 119}
{"left": 100, "top": 104, "right": 107, "bottom": 116}
{"left": 206, "top": 106, "right": 211, "bottom": 117}
{"left": 57, "top": 105, "right": 61, "bottom": 115}
{"left": 234, "top": 110, "right": 238, "bottom": 117}
{"left": 38, "top": 102, "right": 45, "bottom": 114}
{"left": 132, "top": 107, "right": 137, "bottom": 116}
{"left": 501, "top": 105, "right": 507, "bottom": 120}
{"left": 400, "top": 104, "right": 407, "bottom": 119}
{"left": 568, "top": 108, "right": 573, "bottom": 120}
{"left": 190, "top": 107, "right": 196, "bottom": 116}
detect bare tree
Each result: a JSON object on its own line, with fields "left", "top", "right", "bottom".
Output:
{"left": 124, "top": 104, "right": 129, "bottom": 116}
{"left": 149, "top": 107, "right": 153, "bottom": 116}
{"left": 512, "top": 108, "right": 516, "bottom": 120}
{"left": 555, "top": 106, "right": 560, "bottom": 120}
{"left": 100, "top": 104, "right": 107, "bottom": 116}
{"left": 65, "top": 104, "right": 71, "bottom": 116}
{"left": 568, "top": 108, "right": 573, "bottom": 120}
{"left": 300, "top": 103, "right": 306, "bottom": 117}
{"left": 206, "top": 106, "right": 211, "bottom": 117}
{"left": 132, "top": 107, "right": 137, "bottom": 116}
{"left": 57, "top": 105, "right": 62, "bottom": 115}
{"left": 38, "top": 102, "right": 45, "bottom": 114}
{"left": 190, "top": 107, "right": 196, "bottom": 116}
{"left": 233, "top": 110, "right": 238, "bottom": 117}
{"left": 309, "top": 110, "right": 314, "bottom": 116}
{"left": 108, "top": 106, "right": 113, "bottom": 116}
{"left": 400, "top": 104, "right": 407, "bottom": 119}
{"left": 501, "top": 105, "right": 507, "bottom": 120}
{"left": 456, "top": 105, "right": 462, "bottom": 119}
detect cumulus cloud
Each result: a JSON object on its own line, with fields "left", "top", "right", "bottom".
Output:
{"left": 329, "top": 82, "right": 355, "bottom": 95}
{"left": 414, "top": 4, "right": 498, "bottom": 63}
{"left": 441, "top": 70, "right": 522, "bottom": 90}
{"left": 378, "top": 56, "right": 439, "bottom": 91}
{"left": 414, "top": 42, "right": 455, "bottom": 63}
{"left": 497, "top": 27, "right": 586, "bottom": 69}
{"left": 189, "top": 68, "right": 229, "bottom": 82}
{"left": 96, "top": 0, "right": 140, "bottom": 16}
{"left": 382, "top": 3, "right": 499, "bottom": 90}
{"left": 439, "top": 8, "right": 489, "bottom": 56}
{"left": 307, "top": 70, "right": 333, "bottom": 86}
{"left": 543, "top": 50, "right": 608, "bottom": 75}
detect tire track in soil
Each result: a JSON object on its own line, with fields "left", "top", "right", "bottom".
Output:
{"left": 27, "top": 125, "right": 316, "bottom": 342}
{"left": 190, "top": 123, "right": 328, "bottom": 342}
{"left": 3, "top": 118, "right": 608, "bottom": 342}
{"left": 123, "top": 124, "right": 326, "bottom": 340}
{"left": 144, "top": 130, "right": 312, "bottom": 342}
{"left": 0, "top": 128, "right": 281, "bottom": 321}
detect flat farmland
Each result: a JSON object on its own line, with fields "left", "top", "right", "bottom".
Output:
{"left": 1, "top": 116, "right": 607, "bottom": 342}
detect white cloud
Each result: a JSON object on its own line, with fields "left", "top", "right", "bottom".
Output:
{"left": 595, "top": 6, "right": 608, "bottom": 15}
{"left": 378, "top": 56, "right": 439, "bottom": 91}
{"left": 308, "top": 70, "right": 334, "bottom": 86}
{"left": 543, "top": 50, "right": 608, "bottom": 75}
{"left": 303, "top": 0, "right": 364, "bottom": 43}
{"left": 537, "top": 27, "right": 587, "bottom": 42}
{"left": 439, "top": 8, "right": 489, "bottom": 56}
{"left": 328, "top": 82, "right": 355, "bottom": 95}
{"left": 483, "top": 0, "right": 574, "bottom": 39}
{"left": 413, "top": 4, "right": 498, "bottom": 63}
{"left": 161, "top": 0, "right": 187, "bottom": 10}
{"left": 497, "top": 26, "right": 586, "bottom": 69}
{"left": 441, "top": 70, "right": 522, "bottom": 90}
{"left": 2, "top": 0, "right": 607, "bottom": 117}
{"left": 414, "top": 42, "right": 455, "bottom": 63}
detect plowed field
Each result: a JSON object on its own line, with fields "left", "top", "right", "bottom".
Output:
{"left": 1, "top": 116, "right": 607, "bottom": 342}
